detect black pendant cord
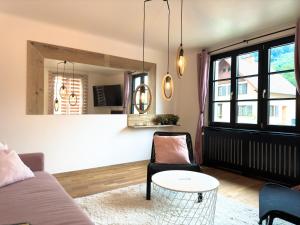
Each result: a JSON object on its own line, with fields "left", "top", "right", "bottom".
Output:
{"left": 209, "top": 26, "right": 296, "bottom": 54}
{"left": 69, "top": 62, "right": 75, "bottom": 94}
{"left": 180, "top": 0, "right": 183, "bottom": 46}
{"left": 143, "top": 0, "right": 151, "bottom": 73}
{"left": 165, "top": 0, "right": 170, "bottom": 74}
{"left": 56, "top": 61, "right": 64, "bottom": 96}
{"left": 62, "top": 60, "right": 67, "bottom": 86}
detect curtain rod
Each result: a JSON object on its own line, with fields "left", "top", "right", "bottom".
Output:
{"left": 208, "top": 26, "right": 296, "bottom": 54}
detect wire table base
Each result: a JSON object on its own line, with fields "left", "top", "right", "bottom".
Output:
{"left": 153, "top": 184, "right": 218, "bottom": 225}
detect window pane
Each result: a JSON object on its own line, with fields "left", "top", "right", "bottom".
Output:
{"left": 213, "top": 57, "right": 231, "bottom": 80}
{"left": 237, "top": 77, "right": 258, "bottom": 100}
{"left": 269, "top": 43, "right": 295, "bottom": 72}
{"left": 237, "top": 51, "right": 259, "bottom": 76}
{"left": 144, "top": 76, "right": 149, "bottom": 85}
{"left": 213, "top": 80, "right": 231, "bottom": 101}
{"left": 237, "top": 101, "right": 257, "bottom": 124}
{"left": 134, "top": 77, "right": 141, "bottom": 89}
{"left": 268, "top": 100, "right": 296, "bottom": 126}
{"left": 269, "top": 73, "right": 296, "bottom": 99}
{"left": 213, "top": 102, "right": 230, "bottom": 123}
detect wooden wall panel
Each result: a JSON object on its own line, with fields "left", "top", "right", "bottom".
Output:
{"left": 27, "top": 41, "right": 156, "bottom": 115}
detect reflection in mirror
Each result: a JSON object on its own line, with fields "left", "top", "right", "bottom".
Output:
{"left": 26, "top": 41, "right": 156, "bottom": 115}
{"left": 44, "top": 59, "right": 148, "bottom": 115}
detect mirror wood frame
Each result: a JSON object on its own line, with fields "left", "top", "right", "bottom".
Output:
{"left": 27, "top": 40, "right": 156, "bottom": 115}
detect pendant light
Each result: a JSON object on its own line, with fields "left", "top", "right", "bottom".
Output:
{"left": 59, "top": 60, "right": 68, "bottom": 98}
{"left": 132, "top": 0, "right": 152, "bottom": 114}
{"left": 162, "top": 0, "right": 174, "bottom": 101}
{"left": 177, "top": 0, "right": 185, "bottom": 77}
{"left": 68, "top": 62, "right": 78, "bottom": 106}
{"left": 54, "top": 61, "right": 64, "bottom": 112}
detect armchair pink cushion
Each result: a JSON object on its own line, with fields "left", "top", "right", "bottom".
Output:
{"left": 0, "top": 149, "right": 35, "bottom": 187}
{"left": 154, "top": 135, "right": 191, "bottom": 164}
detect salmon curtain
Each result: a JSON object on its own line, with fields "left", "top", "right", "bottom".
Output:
{"left": 194, "top": 49, "right": 210, "bottom": 164}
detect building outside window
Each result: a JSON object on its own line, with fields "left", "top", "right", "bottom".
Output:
{"left": 209, "top": 35, "right": 298, "bottom": 131}
{"left": 238, "top": 83, "right": 247, "bottom": 95}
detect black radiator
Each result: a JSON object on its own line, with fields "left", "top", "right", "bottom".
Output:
{"left": 203, "top": 127, "right": 300, "bottom": 185}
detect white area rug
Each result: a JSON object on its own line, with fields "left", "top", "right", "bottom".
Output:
{"left": 75, "top": 184, "right": 289, "bottom": 225}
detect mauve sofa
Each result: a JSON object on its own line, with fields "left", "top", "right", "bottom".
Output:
{"left": 0, "top": 153, "right": 94, "bottom": 225}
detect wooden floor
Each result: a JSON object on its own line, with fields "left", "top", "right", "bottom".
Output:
{"left": 54, "top": 161, "right": 265, "bottom": 208}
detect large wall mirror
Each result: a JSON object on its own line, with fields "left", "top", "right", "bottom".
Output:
{"left": 27, "top": 41, "right": 156, "bottom": 115}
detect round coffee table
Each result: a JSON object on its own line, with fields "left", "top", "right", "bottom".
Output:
{"left": 152, "top": 170, "right": 219, "bottom": 225}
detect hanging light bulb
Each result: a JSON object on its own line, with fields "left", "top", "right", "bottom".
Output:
{"left": 140, "top": 86, "right": 147, "bottom": 104}
{"left": 177, "top": 44, "right": 185, "bottom": 77}
{"left": 59, "top": 61, "right": 68, "bottom": 98}
{"left": 69, "top": 93, "right": 78, "bottom": 106}
{"left": 54, "top": 98, "right": 59, "bottom": 112}
{"left": 165, "top": 76, "right": 171, "bottom": 90}
{"left": 59, "top": 84, "right": 68, "bottom": 98}
{"left": 162, "top": 74, "right": 173, "bottom": 101}
{"left": 68, "top": 62, "right": 78, "bottom": 106}
{"left": 133, "top": 84, "right": 152, "bottom": 114}
{"left": 177, "top": 0, "right": 186, "bottom": 78}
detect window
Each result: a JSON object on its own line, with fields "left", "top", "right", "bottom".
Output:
{"left": 218, "top": 86, "right": 227, "bottom": 96}
{"left": 212, "top": 57, "right": 231, "bottom": 122}
{"left": 130, "top": 73, "right": 149, "bottom": 114}
{"left": 209, "top": 35, "right": 298, "bottom": 131}
{"left": 217, "top": 104, "right": 223, "bottom": 118}
{"left": 269, "top": 105, "right": 279, "bottom": 117}
{"left": 49, "top": 72, "right": 88, "bottom": 115}
{"left": 238, "top": 83, "right": 247, "bottom": 95}
{"left": 238, "top": 105, "right": 252, "bottom": 116}
{"left": 267, "top": 43, "right": 296, "bottom": 126}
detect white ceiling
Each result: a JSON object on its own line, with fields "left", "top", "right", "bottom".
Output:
{"left": 0, "top": 0, "right": 300, "bottom": 50}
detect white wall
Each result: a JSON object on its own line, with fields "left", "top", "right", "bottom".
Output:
{"left": 0, "top": 12, "right": 176, "bottom": 173}
{"left": 175, "top": 50, "right": 201, "bottom": 143}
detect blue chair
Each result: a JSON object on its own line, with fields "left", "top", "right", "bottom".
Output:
{"left": 259, "top": 183, "right": 300, "bottom": 225}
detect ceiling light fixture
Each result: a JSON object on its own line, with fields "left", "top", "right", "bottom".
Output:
{"left": 54, "top": 61, "right": 65, "bottom": 112}
{"left": 59, "top": 60, "right": 68, "bottom": 98}
{"left": 177, "top": 0, "right": 185, "bottom": 78}
{"left": 68, "top": 62, "right": 78, "bottom": 106}
{"left": 162, "top": 0, "right": 173, "bottom": 101}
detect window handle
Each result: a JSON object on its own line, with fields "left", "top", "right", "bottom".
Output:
{"left": 262, "top": 89, "right": 266, "bottom": 99}
{"left": 230, "top": 92, "right": 233, "bottom": 100}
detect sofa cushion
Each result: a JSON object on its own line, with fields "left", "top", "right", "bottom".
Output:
{"left": 0, "top": 171, "right": 93, "bottom": 225}
{"left": 0, "top": 142, "right": 8, "bottom": 150}
{"left": 0, "top": 150, "right": 34, "bottom": 187}
{"left": 154, "top": 135, "right": 191, "bottom": 164}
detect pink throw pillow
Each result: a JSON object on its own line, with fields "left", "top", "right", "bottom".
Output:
{"left": 0, "top": 150, "right": 35, "bottom": 187}
{"left": 154, "top": 135, "right": 191, "bottom": 164}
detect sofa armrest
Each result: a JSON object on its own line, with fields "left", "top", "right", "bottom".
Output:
{"left": 19, "top": 153, "right": 44, "bottom": 172}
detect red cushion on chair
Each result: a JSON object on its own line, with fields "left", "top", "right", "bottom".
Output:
{"left": 154, "top": 135, "right": 191, "bottom": 164}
